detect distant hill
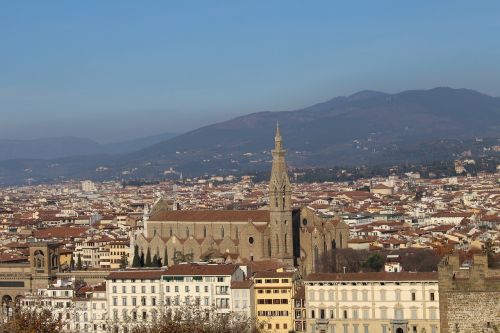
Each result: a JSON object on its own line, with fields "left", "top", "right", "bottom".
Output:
{"left": 0, "top": 132, "right": 178, "bottom": 160}
{"left": 0, "top": 87, "right": 499, "bottom": 185}
{"left": 123, "top": 87, "right": 500, "bottom": 172}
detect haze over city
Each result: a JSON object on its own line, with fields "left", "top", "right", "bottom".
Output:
{"left": 1, "top": 1, "right": 500, "bottom": 142}
{"left": 0, "top": 3, "right": 499, "bottom": 333}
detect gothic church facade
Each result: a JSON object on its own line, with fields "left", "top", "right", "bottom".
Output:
{"left": 134, "top": 126, "right": 349, "bottom": 274}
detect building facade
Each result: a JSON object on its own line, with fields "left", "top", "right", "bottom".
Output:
{"left": 254, "top": 271, "right": 295, "bottom": 333}
{"left": 304, "top": 272, "right": 440, "bottom": 333}
{"left": 135, "top": 126, "right": 349, "bottom": 275}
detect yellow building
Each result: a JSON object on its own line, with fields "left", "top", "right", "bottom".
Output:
{"left": 109, "top": 240, "right": 130, "bottom": 269}
{"left": 254, "top": 271, "right": 295, "bottom": 333}
{"left": 59, "top": 248, "right": 73, "bottom": 267}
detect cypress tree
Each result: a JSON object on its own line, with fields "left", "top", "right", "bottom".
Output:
{"left": 140, "top": 251, "right": 145, "bottom": 267}
{"left": 132, "top": 245, "right": 141, "bottom": 267}
{"left": 163, "top": 247, "right": 168, "bottom": 267}
{"left": 76, "top": 253, "right": 82, "bottom": 270}
{"left": 145, "top": 248, "right": 152, "bottom": 267}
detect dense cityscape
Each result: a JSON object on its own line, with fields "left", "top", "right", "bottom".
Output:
{"left": 0, "top": 130, "right": 498, "bottom": 333}
{"left": 2, "top": 2, "right": 500, "bottom": 333}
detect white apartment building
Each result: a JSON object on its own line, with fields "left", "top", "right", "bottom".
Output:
{"left": 304, "top": 272, "right": 440, "bottom": 333}
{"left": 231, "top": 280, "right": 254, "bottom": 319}
{"left": 106, "top": 269, "right": 165, "bottom": 333}
{"left": 74, "top": 237, "right": 111, "bottom": 269}
{"left": 21, "top": 279, "right": 105, "bottom": 333}
{"left": 161, "top": 263, "right": 245, "bottom": 315}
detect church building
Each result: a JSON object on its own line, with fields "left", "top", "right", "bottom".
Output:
{"left": 134, "top": 125, "right": 349, "bottom": 274}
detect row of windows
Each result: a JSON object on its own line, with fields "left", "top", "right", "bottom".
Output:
{"left": 306, "top": 323, "right": 439, "bottom": 333}
{"left": 165, "top": 285, "right": 209, "bottom": 293}
{"left": 257, "top": 310, "right": 289, "bottom": 317}
{"left": 111, "top": 285, "right": 156, "bottom": 294}
{"left": 308, "top": 290, "right": 436, "bottom": 302}
{"left": 261, "top": 323, "right": 289, "bottom": 330}
{"left": 309, "top": 307, "right": 438, "bottom": 320}
{"left": 257, "top": 289, "right": 289, "bottom": 294}
{"left": 255, "top": 278, "right": 290, "bottom": 284}
{"left": 112, "top": 296, "right": 156, "bottom": 307}
{"left": 257, "top": 298, "right": 289, "bottom": 305}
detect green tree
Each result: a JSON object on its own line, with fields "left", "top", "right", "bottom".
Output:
{"left": 120, "top": 254, "right": 128, "bottom": 269}
{"left": 145, "top": 248, "right": 152, "bottom": 267}
{"left": 132, "top": 245, "right": 141, "bottom": 267}
{"left": 163, "top": 247, "right": 168, "bottom": 266}
{"left": 363, "top": 254, "right": 385, "bottom": 272}
{"left": 76, "top": 253, "right": 82, "bottom": 270}
{"left": 140, "top": 251, "right": 145, "bottom": 267}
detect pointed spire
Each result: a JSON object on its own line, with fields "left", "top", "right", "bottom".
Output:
{"left": 274, "top": 121, "right": 282, "bottom": 151}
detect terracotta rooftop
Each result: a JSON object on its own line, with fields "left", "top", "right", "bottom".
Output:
{"left": 106, "top": 269, "right": 167, "bottom": 280}
{"left": 254, "top": 271, "right": 294, "bottom": 279}
{"left": 33, "top": 226, "right": 89, "bottom": 239}
{"left": 231, "top": 280, "right": 253, "bottom": 289}
{"left": 163, "top": 263, "right": 239, "bottom": 276}
{"left": 149, "top": 210, "right": 270, "bottom": 222}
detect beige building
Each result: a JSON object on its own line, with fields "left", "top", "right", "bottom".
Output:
{"left": 109, "top": 240, "right": 130, "bottom": 269}
{"left": 304, "top": 272, "right": 440, "bottom": 333}
{"left": 135, "top": 126, "right": 349, "bottom": 275}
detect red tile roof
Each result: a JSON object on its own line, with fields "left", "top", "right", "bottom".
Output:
{"left": 106, "top": 269, "right": 167, "bottom": 280}
{"left": 33, "top": 227, "right": 89, "bottom": 239}
{"left": 163, "top": 263, "right": 239, "bottom": 276}
{"left": 149, "top": 210, "right": 270, "bottom": 222}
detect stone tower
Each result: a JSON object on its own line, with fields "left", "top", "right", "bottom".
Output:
{"left": 29, "top": 243, "right": 61, "bottom": 291}
{"left": 269, "top": 123, "right": 294, "bottom": 265}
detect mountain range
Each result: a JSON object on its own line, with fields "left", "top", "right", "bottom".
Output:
{"left": 0, "top": 132, "right": 178, "bottom": 160}
{"left": 0, "top": 87, "right": 499, "bottom": 185}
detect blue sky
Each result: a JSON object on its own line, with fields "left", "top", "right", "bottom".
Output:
{"left": 1, "top": 1, "right": 499, "bottom": 142}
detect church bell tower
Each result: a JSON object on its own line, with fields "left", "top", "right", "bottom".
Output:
{"left": 269, "top": 123, "right": 294, "bottom": 265}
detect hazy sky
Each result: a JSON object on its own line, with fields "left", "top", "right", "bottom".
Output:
{"left": 1, "top": 1, "right": 499, "bottom": 142}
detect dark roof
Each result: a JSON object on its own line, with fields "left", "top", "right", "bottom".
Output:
{"left": 231, "top": 280, "right": 253, "bottom": 289}
{"left": 254, "top": 271, "right": 294, "bottom": 279}
{"left": 149, "top": 210, "right": 270, "bottom": 222}
{"left": 305, "top": 271, "right": 438, "bottom": 282}
{"left": 163, "top": 264, "right": 239, "bottom": 276}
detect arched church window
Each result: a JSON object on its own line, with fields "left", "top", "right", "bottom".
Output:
{"left": 282, "top": 186, "right": 286, "bottom": 208}
{"left": 268, "top": 239, "right": 272, "bottom": 257}
{"left": 284, "top": 234, "right": 288, "bottom": 254}
{"left": 340, "top": 233, "right": 343, "bottom": 248}
{"left": 203, "top": 226, "right": 207, "bottom": 238}
{"left": 153, "top": 228, "right": 157, "bottom": 236}
{"left": 324, "top": 239, "right": 327, "bottom": 254}
{"left": 235, "top": 227, "right": 239, "bottom": 240}
{"left": 34, "top": 250, "right": 44, "bottom": 269}
{"left": 221, "top": 227, "right": 224, "bottom": 238}
{"left": 186, "top": 228, "right": 190, "bottom": 238}
{"left": 52, "top": 254, "right": 58, "bottom": 268}
{"left": 314, "top": 246, "right": 319, "bottom": 269}
{"left": 276, "top": 235, "right": 279, "bottom": 254}
{"left": 332, "top": 239, "right": 337, "bottom": 250}
{"left": 248, "top": 236, "right": 254, "bottom": 244}
{"left": 274, "top": 187, "right": 278, "bottom": 207}
{"left": 169, "top": 227, "right": 173, "bottom": 237}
